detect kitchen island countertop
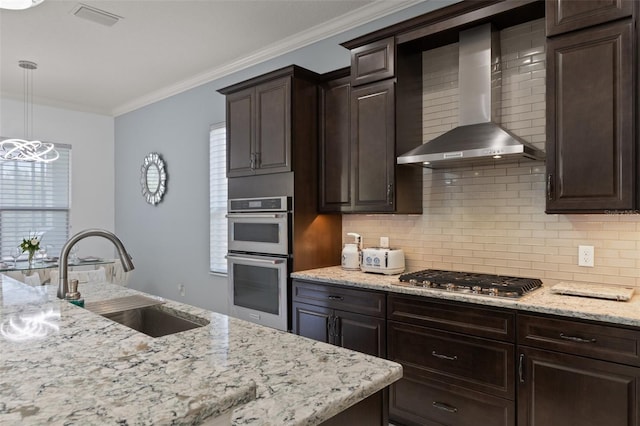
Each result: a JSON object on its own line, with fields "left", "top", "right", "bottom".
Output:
{"left": 0, "top": 274, "right": 402, "bottom": 425}
{"left": 291, "top": 266, "right": 640, "bottom": 328}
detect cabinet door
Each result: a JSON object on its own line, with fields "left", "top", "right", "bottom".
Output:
{"left": 351, "top": 80, "right": 396, "bottom": 212}
{"left": 546, "top": 20, "right": 634, "bottom": 212}
{"left": 518, "top": 346, "right": 640, "bottom": 426}
{"left": 226, "top": 87, "right": 255, "bottom": 177}
{"left": 292, "top": 301, "right": 331, "bottom": 344}
{"left": 546, "top": 0, "right": 633, "bottom": 37}
{"left": 255, "top": 76, "right": 291, "bottom": 175}
{"left": 350, "top": 37, "right": 395, "bottom": 86}
{"left": 335, "top": 309, "right": 386, "bottom": 358}
{"left": 319, "top": 74, "right": 352, "bottom": 212}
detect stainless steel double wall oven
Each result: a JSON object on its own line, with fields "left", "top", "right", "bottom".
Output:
{"left": 227, "top": 196, "right": 291, "bottom": 331}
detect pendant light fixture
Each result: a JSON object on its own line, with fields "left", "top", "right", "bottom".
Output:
{"left": 0, "top": 0, "right": 45, "bottom": 10}
{"left": 0, "top": 60, "right": 59, "bottom": 163}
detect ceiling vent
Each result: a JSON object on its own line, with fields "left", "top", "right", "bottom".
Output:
{"left": 71, "top": 3, "right": 122, "bottom": 27}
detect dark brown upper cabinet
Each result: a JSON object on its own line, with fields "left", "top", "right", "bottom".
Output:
{"left": 349, "top": 37, "right": 395, "bottom": 86}
{"left": 219, "top": 66, "right": 318, "bottom": 178}
{"left": 319, "top": 69, "right": 352, "bottom": 212}
{"left": 350, "top": 80, "right": 397, "bottom": 212}
{"left": 546, "top": 0, "right": 633, "bottom": 36}
{"left": 319, "top": 67, "right": 423, "bottom": 214}
{"left": 320, "top": 36, "right": 422, "bottom": 214}
{"left": 545, "top": 20, "right": 634, "bottom": 213}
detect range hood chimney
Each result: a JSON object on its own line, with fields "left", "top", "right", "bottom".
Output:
{"left": 397, "top": 24, "right": 545, "bottom": 168}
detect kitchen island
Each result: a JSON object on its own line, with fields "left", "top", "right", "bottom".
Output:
{"left": 0, "top": 274, "right": 402, "bottom": 425}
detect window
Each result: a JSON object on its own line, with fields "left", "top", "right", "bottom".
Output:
{"left": 209, "top": 123, "right": 228, "bottom": 274}
{"left": 0, "top": 144, "right": 71, "bottom": 258}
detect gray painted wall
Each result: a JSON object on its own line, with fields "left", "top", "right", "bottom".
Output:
{"left": 114, "top": 0, "right": 459, "bottom": 314}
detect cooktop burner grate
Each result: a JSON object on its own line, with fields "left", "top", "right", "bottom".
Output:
{"left": 397, "top": 269, "right": 542, "bottom": 298}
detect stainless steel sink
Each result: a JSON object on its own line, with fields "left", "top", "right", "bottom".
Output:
{"left": 85, "top": 295, "right": 208, "bottom": 337}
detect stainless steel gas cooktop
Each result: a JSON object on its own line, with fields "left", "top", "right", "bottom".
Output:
{"left": 397, "top": 269, "right": 542, "bottom": 298}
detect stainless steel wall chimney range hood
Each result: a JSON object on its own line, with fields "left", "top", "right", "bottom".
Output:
{"left": 397, "top": 24, "right": 545, "bottom": 168}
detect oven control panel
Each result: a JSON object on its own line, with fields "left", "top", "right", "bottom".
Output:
{"left": 229, "top": 196, "right": 290, "bottom": 212}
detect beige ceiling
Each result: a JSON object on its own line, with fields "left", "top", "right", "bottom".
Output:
{"left": 0, "top": 0, "right": 423, "bottom": 116}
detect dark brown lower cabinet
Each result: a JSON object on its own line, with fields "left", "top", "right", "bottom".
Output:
{"left": 292, "top": 301, "right": 386, "bottom": 356}
{"left": 517, "top": 346, "right": 640, "bottom": 426}
{"left": 294, "top": 283, "right": 640, "bottom": 426}
{"left": 387, "top": 294, "right": 516, "bottom": 426}
{"left": 292, "top": 280, "right": 388, "bottom": 425}
{"left": 517, "top": 313, "right": 640, "bottom": 426}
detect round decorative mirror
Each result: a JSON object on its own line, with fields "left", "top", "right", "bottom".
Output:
{"left": 140, "top": 152, "right": 167, "bottom": 205}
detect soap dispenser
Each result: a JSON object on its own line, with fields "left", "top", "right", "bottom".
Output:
{"left": 342, "top": 233, "right": 362, "bottom": 270}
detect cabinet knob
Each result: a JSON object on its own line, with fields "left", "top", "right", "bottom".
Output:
{"left": 387, "top": 183, "right": 393, "bottom": 204}
{"left": 547, "top": 174, "right": 553, "bottom": 201}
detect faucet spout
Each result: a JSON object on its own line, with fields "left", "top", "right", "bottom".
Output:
{"left": 57, "top": 229, "right": 135, "bottom": 299}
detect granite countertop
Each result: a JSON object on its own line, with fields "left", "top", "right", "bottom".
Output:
{"left": 291, "top": 266, "right": 640, "bottom": 328}
{"left": 0, "top": 275, "right": 402, "bottom": 425}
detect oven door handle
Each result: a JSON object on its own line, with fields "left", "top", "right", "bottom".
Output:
{"left": 226, "top": 254, "right": 286, "bottom": 264}
{"left": 226, "top": 213, "right": 286, "bottom": 219}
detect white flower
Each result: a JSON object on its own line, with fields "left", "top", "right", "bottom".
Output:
{"left": 30, "top": 238, "right": 39, "bottom": 246}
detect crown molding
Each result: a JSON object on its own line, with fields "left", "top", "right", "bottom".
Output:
{"left": 112, "top": 0, "right": 427, "bottom": 116}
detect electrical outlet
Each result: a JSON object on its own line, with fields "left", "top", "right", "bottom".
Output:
{"left": 178, "top": 283, "right": 186, "bottom": 296}
{"left": 380, "top": 237, "right": 389, "bottom": 248}
{"left": 578, "top": 245, "right": 594, "bottom": 267}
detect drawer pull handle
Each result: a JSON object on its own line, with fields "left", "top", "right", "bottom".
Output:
{"left": 518, "top": 353, "right": 525, "bottom": 383}
{"left": 432, "top": 401, "right": 458, "bottom": 413}
{"left": 559, "top": 333, "right": 596, "bottom": 344}
{"left": 327, "top": 295, "right": 344, "bottom": 301}
{"left": 432, "top": 351, "right": 457, "bottom": 361}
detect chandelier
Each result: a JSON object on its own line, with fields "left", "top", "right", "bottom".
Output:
{"left": 0, "top": 61, "right": 59, "bottom": 163}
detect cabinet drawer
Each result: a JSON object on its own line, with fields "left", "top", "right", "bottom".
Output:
{"left": 518, "top": 314, "right": 640, "bottom": 366}
{"left": 292, "top": 280, "right": 385, "bottom": 318}
{"left": 388, "top": 294, "right": 515, "bottom": 342}
{"left": 350, "top": 37, "right": 395, "bottom": 86}
{"left": 389, "top": 321, "right": 515, "bottom": 399}
{"left": 390, "top": 376, "right": 514, "bottom": 426}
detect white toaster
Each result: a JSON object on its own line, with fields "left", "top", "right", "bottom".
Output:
{"left": 360, "top": 247, "right": 405, "bottom": 275}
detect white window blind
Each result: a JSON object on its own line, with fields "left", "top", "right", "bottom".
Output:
{"left": 0, "top": 144, "right": 71, "bottom": 258}
{"left": 209, "top": 123, "right": 228, "bottom": 274}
